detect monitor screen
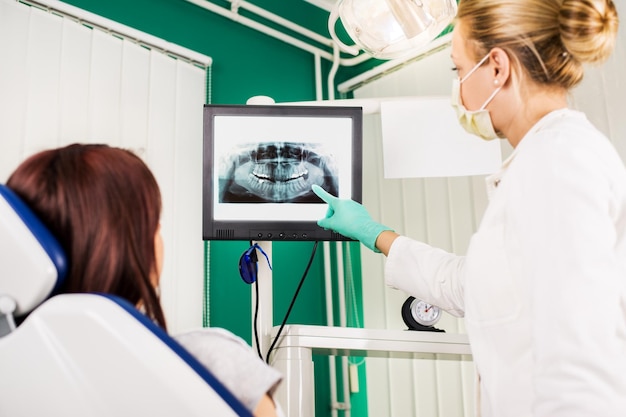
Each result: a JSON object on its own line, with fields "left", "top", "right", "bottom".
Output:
{"left": 202, "top": 104, "right": 363, "bottom": 241}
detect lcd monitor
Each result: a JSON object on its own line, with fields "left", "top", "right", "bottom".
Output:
{"left": 202, "top": 104, "right": 363, "bottom": 241}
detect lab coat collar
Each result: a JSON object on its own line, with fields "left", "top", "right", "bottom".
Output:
{"left": 485, "top": 108, "right": 574, "bottom": 198}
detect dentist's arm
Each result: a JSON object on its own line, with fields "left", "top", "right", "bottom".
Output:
{"left": 374, "top": 230, "right": 400, "bottom": 256}
{"left": 312, "top": 185, "right": 395, "bottom": 253}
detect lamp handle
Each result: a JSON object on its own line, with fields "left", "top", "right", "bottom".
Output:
{"left": 327, "top": 2, "right": 360, "bottom": 56}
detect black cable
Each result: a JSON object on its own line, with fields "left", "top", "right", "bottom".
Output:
{"left": 253, "top": 277, "right": 263, "bottom": 360}
{"left": 264, "top": 240, "right": 319, "bottom": 364}
{"left": 250, "top": 240, "right": 263, "bottom": 360}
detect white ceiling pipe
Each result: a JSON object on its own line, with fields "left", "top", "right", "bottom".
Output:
{"left": 229, "top": 0, "right": 374, "bottom": 67}
{"left": 185, "top": 0, "right": 334, "bottom": 60}
{"left": 314, "top": 53, "right": 324, "bottom": 100}
{"left": 327, "top": 45, "right": 341, "bottom": 101}
{"left": 226, "top": 0, "right": 333, "bottom": 48}
{"left": 322, "top": 242, "right": 339, "bottom": 417}
{"left": 334, "top": 242, "right": 351, "bottom": 417}
{"left": 184, "top": 0, "right": 371, "bottom": 67}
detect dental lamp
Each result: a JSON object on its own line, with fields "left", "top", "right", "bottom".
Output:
{"left": 329, "top": 0, "right": 457, "bottom": 59}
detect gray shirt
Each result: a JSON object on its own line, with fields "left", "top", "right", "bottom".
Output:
{"left": 174, "top": 328, "right": 282, "bottom": 413}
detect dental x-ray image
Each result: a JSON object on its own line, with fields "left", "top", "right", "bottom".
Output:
{"left": 219, "top": 141, "right": 339, "bottom": 203}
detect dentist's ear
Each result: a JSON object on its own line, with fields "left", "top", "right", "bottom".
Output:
{"left": 488, "top": 47, "right": 511, "bottom": 86}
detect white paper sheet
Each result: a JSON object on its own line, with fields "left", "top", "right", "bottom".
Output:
{"left": 380, "top": 97, "right": 502, "bottom": 178}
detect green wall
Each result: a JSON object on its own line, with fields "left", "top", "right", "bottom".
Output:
{"left": 60, "top": 1, "right": 368, "bottom": 415}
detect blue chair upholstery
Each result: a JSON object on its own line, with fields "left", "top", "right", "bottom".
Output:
{"left": 0, "top": 184, "right": 252, "bottom": 417}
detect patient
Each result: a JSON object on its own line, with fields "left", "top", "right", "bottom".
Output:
{"left": 6, "top": 143, "right": 281, "bottom": 417}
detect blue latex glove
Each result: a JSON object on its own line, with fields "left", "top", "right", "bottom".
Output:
{"left": 312, "top": 184, "right": 393, "bottom": 252}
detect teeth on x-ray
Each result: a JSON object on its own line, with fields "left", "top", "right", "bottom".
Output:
{"left": 219, "top": 141, "right": 339, "bottom": 203}
{"left": 251, "top": 161, "right": 309, "bottom": 182}
{"left": 247, "top": 172, "right": 309, "bottom": 201}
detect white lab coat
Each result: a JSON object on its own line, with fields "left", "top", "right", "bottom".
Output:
{"left": 385, "top": 109, "right": 626, "bottom": 417}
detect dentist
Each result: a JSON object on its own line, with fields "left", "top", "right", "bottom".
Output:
{"left": 313, "top": 0, "right": 625, "bottom": 416}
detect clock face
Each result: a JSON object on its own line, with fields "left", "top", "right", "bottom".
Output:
{"left": 410, "top": 298, "right": 441, "bottom": 326}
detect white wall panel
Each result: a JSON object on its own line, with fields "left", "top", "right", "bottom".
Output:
{"left": 167, "top": 60, "right": 206, "bottom": 332}
{"left": 0, "top": 0, "right": 210, "bottom": 334}
{"left": 145, "top": 51, "right": 179, "bottom": 328}
{"left": 24, "top": 7, "right": 63, "bottom": 152}
{"left": 88, "top": 29, "right": 123, "bottom": 144}
{"left": 59, "top": 19, "right": 92, "bottom": 141}
{"left": 0, "top": 1, "right": 30, "bottom": 179}
{"left": 119, "top": 40, "right": 151, "bottom": 149}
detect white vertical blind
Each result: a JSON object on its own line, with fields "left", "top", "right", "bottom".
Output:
{"left": 353, "top": 1, "right": 626, "bottom": 413}
{"left": 0, "top": 0, "right": 211, "bottom": 334}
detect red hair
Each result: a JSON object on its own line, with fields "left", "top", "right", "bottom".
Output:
{"left": 7, "top": 144, "right": 166, "bottom": 329}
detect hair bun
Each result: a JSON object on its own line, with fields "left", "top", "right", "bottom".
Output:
{"left": 559, "top": 0, "right": 619, "bottom": 64}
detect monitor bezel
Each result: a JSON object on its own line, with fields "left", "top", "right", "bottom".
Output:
{"left": 202, "top": 103, "right": 363, "bottom": 242}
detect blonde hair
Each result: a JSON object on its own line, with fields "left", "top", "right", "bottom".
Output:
{"left": 457, "top": 0, "right": 619, "bottom": 89}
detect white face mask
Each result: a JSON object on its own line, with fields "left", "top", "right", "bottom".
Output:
{"left": 451, "top": 53, "right": 503, "bottom": 140}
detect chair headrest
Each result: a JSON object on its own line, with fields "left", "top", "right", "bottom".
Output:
{"left": 0, "top": 184, "right": 67, "bottom": 316}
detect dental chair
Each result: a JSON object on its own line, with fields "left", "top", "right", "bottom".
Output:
{"left": 0, "top": 184, "right": 252, "bottom": 417}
